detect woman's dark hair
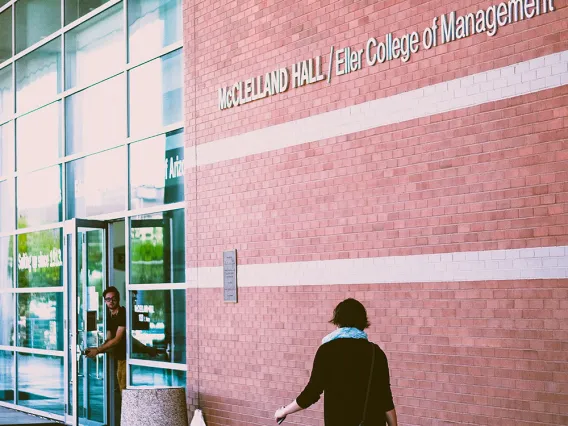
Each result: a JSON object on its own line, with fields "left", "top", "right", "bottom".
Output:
{"left": 329, "top": 298, "right": 370, "bottom": 330}
{"left": 103, "top": 286, "right": 120, "bottom": 299}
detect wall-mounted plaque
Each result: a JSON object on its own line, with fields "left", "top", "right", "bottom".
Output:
{"left": 223, "top": 249, "right": 237, "bottom": 303}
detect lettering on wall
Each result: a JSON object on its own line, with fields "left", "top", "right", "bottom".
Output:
{"left": 218, "top": 0, "right": 556, "bottom": 110}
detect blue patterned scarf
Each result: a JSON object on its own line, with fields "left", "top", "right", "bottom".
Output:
{"left": 322, "top": 327, "right": 368, "bottom": 344}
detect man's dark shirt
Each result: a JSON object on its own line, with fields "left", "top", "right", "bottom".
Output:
{"left": 296, "top": 339, "right": 395, "bottom": 426}
{"left": 107, "top": 306, "right": 126, "bottom": 360}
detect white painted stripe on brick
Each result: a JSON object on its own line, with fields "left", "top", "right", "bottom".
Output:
{"left": 187, "top": 246, "right": 568, "bottom": 288}
{"left": 190, "top": 50, "right": 568, "bottom": 167}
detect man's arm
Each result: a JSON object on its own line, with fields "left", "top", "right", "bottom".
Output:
{"left": 85, "top": 327, "right": 125, "bottom": 358}
{"left": 385, "top": 408, "right": 398, "bottom": 426}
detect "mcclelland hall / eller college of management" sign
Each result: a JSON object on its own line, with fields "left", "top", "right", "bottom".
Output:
{"left": 218, "top": 0, "right": 557, "bottom": 110}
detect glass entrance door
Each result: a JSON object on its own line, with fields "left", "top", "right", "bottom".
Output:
{"left": 66, "top": 219, "right": 108, "bottom": 426}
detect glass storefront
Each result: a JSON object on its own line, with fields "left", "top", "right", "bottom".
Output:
{"left": 0, "top": 0, "right": 185, "bottom": 423}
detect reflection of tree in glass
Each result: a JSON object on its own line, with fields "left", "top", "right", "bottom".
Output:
{"left": 130, "top": 226, "right": 165, "bottom": 284}
{"left": 17, "top": 219, "right": 62, "bottom": 288}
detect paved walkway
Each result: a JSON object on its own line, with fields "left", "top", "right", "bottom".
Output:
{"left": 0, "top": 406, "right": 61, "bottom": 425}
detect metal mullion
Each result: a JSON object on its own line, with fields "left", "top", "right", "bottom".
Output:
{"left": 0, "top": 401, "right": 66, "bottom": 422}
{"left": 62, "top": 231, "right": 69, "bottom": 419}
{"left": 126, "top": 42, "right": 183, "bottom": 72}
{"left": 127, "top": 283, "right": 188, "bottom": 291}
{"left": 62, "top": 0, "right": 122, "bottom": 33}
{"left": 0, "top": 286, "right": 64, "bottom": 294}
{"left": 126, "top": 121, "right": 184, "bottom": 146}
{"left": 125, "top": 210, "right": 131, "bottom": 387}
{"left": 3, "top": 346, "right": 64, "bottom": 357}
{"left": 0, "top": 222, "right": 63, "bottom": 238}
{"left": 0, "top": 0, "right": 13, "bottom": 15}
{"left": 127, "top": 358, "right": 187, "bottom": 372}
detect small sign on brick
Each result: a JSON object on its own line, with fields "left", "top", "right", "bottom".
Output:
{"left": 223, "top": 249, "right": 237, "bottom": 303}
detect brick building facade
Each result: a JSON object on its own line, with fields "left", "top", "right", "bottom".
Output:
{"left": 183, "top": 1, "right": 568, "bottom": 425}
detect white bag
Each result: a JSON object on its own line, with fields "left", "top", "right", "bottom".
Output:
{"left": 190, "top": 409, "right": 207, "bottom": 426}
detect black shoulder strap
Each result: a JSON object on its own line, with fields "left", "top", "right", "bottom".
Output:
{"left": 361, "top": 343, "right": 376, "bottom": 424}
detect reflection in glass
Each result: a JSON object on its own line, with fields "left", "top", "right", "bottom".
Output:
{"left": 16, "top": 228, "right": 63, "bottom": 288}
{"left": 0, "top": 64, "right": 12, "bottom": 121}
{"left": 0, "top": 121, "right": 14, "bottom": 176}
{"left": 65, "top": 3, "right": 123, "bottom": 90}
{"left": 128, "top": 0, "right": 182, "bottom": 63}
{"left": 16, "top": 102, "right": 62, "bottom": 171}
{"left": 16, "top": 37, "right": 62, "bottom": 113}
{"left": 0, "top": 179, "right": 15, "bottom": 232}
{"left": 17, "top": 353, "right": 64, "bottom": 415}
{"left": 0, "top": 351, "right": 14, "bottom": 403}
{"left": 0, "top": 294, "right": 14, "bottom": 345}
{"left": 66, "top": 148, "right": 126, "bottom": 218}
{"left": 65, "top": 0, "right": 111, "bottom": 25}
{"left": 129, "top": 49, "right": 182, "bottom": 137}
{"left": 0, "top": 236, "right": 14, "bottom": 289}
{"left": 17, "top": 293, "right": 63, "bottom": 350}
{"left": 130, "top": 289, "right": 185, "bottom": 363}
{"left": 130, "top": 365, "right": 185, "bottom": 387}
{"left": 130, "top": 129, "right": 184, "bottom": 209}
{"left": 65, "top": 77, "right": 125, "bottom": 155}
{"left": 17, "top": 166, "right": 62, "bottom": 228}
{"left": 0, "top": 8, "right": 11, "bottom": 63}
{"left": 15, "top": 0, "right": 61, "bottom": 54}
{"left": 130, "top": 209, "right": 185, "bottom": 284}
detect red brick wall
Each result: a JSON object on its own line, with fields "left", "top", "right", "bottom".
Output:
{"left": 187, "top": 281, "right": 568, "bottom": 426}
{"left": 183, "top": 0, "right": 568, "bottom": 424}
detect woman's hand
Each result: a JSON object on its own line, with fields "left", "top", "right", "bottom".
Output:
{"left": 274, "top": 406, "right": 287, "bottom": 420}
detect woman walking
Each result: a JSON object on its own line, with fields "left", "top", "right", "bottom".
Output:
{"left": 274, "top": 298, "right": 398, "bottom": 426}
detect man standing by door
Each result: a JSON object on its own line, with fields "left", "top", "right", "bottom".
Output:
{"left": 85, "top": 286, "right": 127, "bottom": 392}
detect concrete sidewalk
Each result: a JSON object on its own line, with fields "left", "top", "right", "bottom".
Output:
{"left": 0, "top": 406, "right": 61, "bottom": 425}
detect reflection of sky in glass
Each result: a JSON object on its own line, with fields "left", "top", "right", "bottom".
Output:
{"left": 0, "top": 121, "right": 14, "bottom": 176}
{"left": 0, "top": 294, "right": 14, "bottom": 345}
{"left": 17, "top": 353, "right": 64, "bottom": 415}
{"left": 129, "top": 0, "right": 182, "bottom": 63}
{"left": 66, "top": 76, "right": 125, "bottom": 155}
{"left": 0, "top": 63, "right": 12, "bottom": 120}
{"left": 131, "top": 136, "right": 167, "bottom": 189}
{"left": 129, "top": 49, "right": 182, "bottom": 137}
{"left": 67, "top": 148, "right": 125, "bottom": 218}
{"left": 18, "top": 167, "right": 61, "bottom": 209}
{"left": 16, "top": 102, "right": 61, "bottom": 171}
{"left": 0, "top": 236, "right": 14, "bottom": 290}
{"left": 65, "top": 3, "right": 123, "bottom": 90}
{"left": 16, "top": 38, "right": 61, "bottom": 113}
{"left": 0, "top": 179, "right": 15, "bottom": 231}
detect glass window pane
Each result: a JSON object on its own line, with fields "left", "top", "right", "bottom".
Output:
{"left": 15, "top": 0, "right": 61, "bottom": 54}
{"left": 17, "top": 166, "right": 62, "bottom": 228}
{"left": 16, "top": 102, "right": 62, "bottom": 171}
{"left": 17, "top": 292, "right": 63, "bottom": 350}
{"left": 130, "top": 209, "right": 185, "bottom": 284}
{"left": 17, "top": 229, "right": 63, "bottom": 288}
{"left": 130, "top": 365, "right": 185, "bottom": 387}
{"left": 128, "top": 0, "right": 182, "bottom": 63}
{"left": 0, "top": 179, "right": 15, "bottom": 232}
{"left": 65, "top": 0, "right": 111, "bottom": 25}
{"left": 0, "top": 236, "right": 14, "bottom": 289}
{"left": 130, "top": 129, "right": 184, "bottom": 209}
{"left": 0, "top": 351, "right": 14, "bottom": 403}
{"left": 129, "top": 49, "right": 182, "bottom": 137}
{"left": 65, "top": 3, "right": 124, "bottom": 90}
{"left": 65, "top": 77, "right": 125, "bottom": 155}
{"left": 130, "top": 289, "right": 185, "bottom": 363}
{"left": 66, "top": 147, "right": 126, "bottom": 218}
{"left": 0, "top": 64, "right": 13, "bottom": 121}
{"left": 0, "top": 294, "right": 14, "bottom": 345}
{"left": 16, "top": 37, "right": 62, "bottom": 113}
{"left": 0, "top": 8, "right": 12, "bottom": 63}
{"left": 17, "top": 353, "right": 64, "bottom": 415}
{"left": 0, "top": 121, "right": 14, "bottom": 177}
